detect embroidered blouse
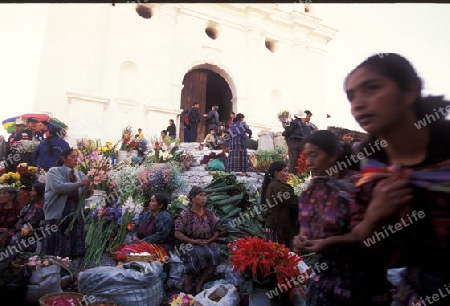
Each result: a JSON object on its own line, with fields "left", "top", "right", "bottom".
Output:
{"left": 299, "top": 171, "right": 360, "bottom": 239}
{"left": 174, "top": 206, "right": 222, "bottom": 240}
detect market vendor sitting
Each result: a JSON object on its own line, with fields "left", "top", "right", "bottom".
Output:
{"left": 9, "top": 182, "right": 45, "bottom": 252}
{"left": 131, "top": 193, "right": 175, "bottom": 253}
{"left": 0, "top": 186, "right": 21, "bottom": 246}
{"left": 174, "top": 186, "right": 223, "bottom": 295}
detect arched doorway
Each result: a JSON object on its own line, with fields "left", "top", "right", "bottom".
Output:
{"left": 180, "top": 68, "right": 233, "bottom": 142}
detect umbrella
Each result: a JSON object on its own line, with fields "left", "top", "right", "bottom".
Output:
{"left": 49, "top": 117, "right": 68, "bottom": 131}
{"left": 2, "top": 113, "right": 68, "bottom": 134}
{"left": 21, "top": 113, "right": 50, "bottom": 122}
{"left": 2, "top": 116, "right": 20, "bottom": 134}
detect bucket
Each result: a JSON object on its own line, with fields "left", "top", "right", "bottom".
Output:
{"left": 249, "top": 288, "right": 271, "bottom": 306}
{"left": 117, "top": 150, "right": 128, "bottom": 162}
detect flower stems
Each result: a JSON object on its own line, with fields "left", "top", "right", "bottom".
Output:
{"left": 63, "top": 189, "right": 89, "bottom": 235}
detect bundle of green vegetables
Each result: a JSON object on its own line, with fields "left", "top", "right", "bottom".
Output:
{"left": 204, "top": 172, "right": 265, "bottom": 256}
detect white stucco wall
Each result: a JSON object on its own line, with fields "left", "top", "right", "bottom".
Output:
{"left": 32, "top": 3, "right": 337, "bottom": 145}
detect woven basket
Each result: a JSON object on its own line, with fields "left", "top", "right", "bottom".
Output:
{"left": 39, "top": 292, "right": 85, "bottom": 306}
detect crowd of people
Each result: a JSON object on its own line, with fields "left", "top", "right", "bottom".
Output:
{"left": 1, "top": 53, "right": 449, "bottom": 306}
{"left": 289, "top": 53, "right": 450, "bottom": 306}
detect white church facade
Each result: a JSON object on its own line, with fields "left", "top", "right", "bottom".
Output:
{"left": 32, "top": 3, "right": 338, "bottom": 144}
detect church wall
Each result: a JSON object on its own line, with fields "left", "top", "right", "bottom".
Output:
{"left": 32, "top": 3, "right": 337, "bottom": 145}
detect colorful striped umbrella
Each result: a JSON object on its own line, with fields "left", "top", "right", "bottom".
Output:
{"left": 2, "top": 116, "right": 20, "bottom": 134}
{"left": 2, "top": 114, "right": 68, "bottom": 134}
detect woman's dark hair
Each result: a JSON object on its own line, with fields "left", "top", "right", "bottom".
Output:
{"left": 54, "top": 148, "right": 76, "bottom": 167}
{"left": 46, "top": 126, "right": 63, "bottom": 157}
{"left": 347, "top": 53, "right": 449, "bottom": 122}
{"left": 347, "top": 53, "right": 450, "bottom": 160}
{"left": 32, "top": 182, "right": 45, "bottom": 199}
{"left": 260, "top": 161, "right": 287, "bottom": 205}
{"left": 152, "top": 192, "right": 169, "bottom": 210}
{"left": 302, "top": 130, "right": 359, "bottom": 173}
{"left": 234, "top": 113, "right": 245, "bottom": 122}
{"left": 169, "top": 119, "right": 174, "bottom": 124}
{"left": 189, "top": 186, "right": 205, "bottom": 203}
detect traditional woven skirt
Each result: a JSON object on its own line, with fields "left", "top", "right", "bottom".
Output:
{"left": 226, "top": 137, "right": 249, "bottom": 172}
{"left": 306, "top": 255, "right": 392, "bottom": 306}
{"left": 179, "top": 243, "right": 222, "bottom": 275}
{"left": 41, "top": 199, "right": 85, "bottom": 258}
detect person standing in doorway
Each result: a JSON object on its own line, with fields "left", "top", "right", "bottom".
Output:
{"left": 188, "top": 102, "right": 201, "bottom": 142}
{"left": 182, "top": 109, "right": 191, "bottom": 142}
{"left": 203, "top": 105, "right": 219, "bottom": 134}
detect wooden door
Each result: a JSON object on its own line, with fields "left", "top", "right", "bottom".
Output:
{"left": 180, "top": 70, "right": 207, "bottom": 142}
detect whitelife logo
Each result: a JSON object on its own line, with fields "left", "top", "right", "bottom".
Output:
{"left": 363, "top": 210, "right": 425, "bottom": 247}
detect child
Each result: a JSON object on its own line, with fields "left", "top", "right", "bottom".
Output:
{"left": 203, "top": 128, "right": 218, "bottom": 150}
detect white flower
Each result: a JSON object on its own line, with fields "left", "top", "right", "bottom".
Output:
{"left": 178, "top": 195, "right": 189, "bottom": 206}
{"left": 122, "top": 196, "right": 144, "bottom": 215}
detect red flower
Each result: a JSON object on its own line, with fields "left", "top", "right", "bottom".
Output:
{"left": 297, "top": 151, "right": 308, "bottom": 174}
{"left": 229, "top": 236, "right": 303, "bottom": 288}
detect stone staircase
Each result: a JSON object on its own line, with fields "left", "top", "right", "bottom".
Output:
{"left": 173, "top": 142, "right": 265, "bottom": 198}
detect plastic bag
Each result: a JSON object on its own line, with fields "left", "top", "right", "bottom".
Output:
{"left": 166, "top": 253, "right": 186, "bottom": 290}
{"left": 206, "top": 158, "right": 225, "bottom": 171}
{"left": 78, "top": 261, "right": 163, "bottom": 306}
{"left": 25, "top": 264, "right": 62, "bottom": 304}
{"left": 387, "top": 267, "right": 406, "bottom": 286}
{"left": 194, "top": 283, "right": 240, "bottom": 306}
{"left": 224, "top": 265, "right": 242, "bottom": 287}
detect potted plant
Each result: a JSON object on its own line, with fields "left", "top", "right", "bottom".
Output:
{"left": 229, "top": 236, "right": 305, "bottom": 304}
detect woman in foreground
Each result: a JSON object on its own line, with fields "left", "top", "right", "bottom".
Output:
{"left": 298, "top": 53, "right": 450, "bottom": 306}
{"left": 293, "top": 130, "right": 391, "bottom": 305}
{"left": 174, "top": 186, "right": 222, "bottom": 295}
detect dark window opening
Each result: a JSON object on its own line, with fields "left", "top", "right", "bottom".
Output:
{"left": 265, "top": 40, "right": 275, "bottom": 53}
{"left": 205, "top": 27, "right": 217, "bottom": 40}
{"left": 136, "top": 5, "right": 152, "bottom": 19}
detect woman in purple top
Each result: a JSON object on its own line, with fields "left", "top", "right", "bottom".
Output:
{"left": 293, "top": 130, "right": 392, "bottom": 305}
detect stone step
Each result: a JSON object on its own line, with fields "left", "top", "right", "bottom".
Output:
{"left": 173, "top": 143, "right": 264, "bottom": 198}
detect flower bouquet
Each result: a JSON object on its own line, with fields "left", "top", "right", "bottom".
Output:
{"left": 11, "top": 139, "right": 41, "bottom": 153}
{"left": 139, "top": 162, "right": 185, "bottom": 194}
{"left": 168, "top": 292, "right": 195, "bottom": 306}
{"left": 144, "top": 137, "right": 183, "bottom": 165}
{"left": 13, "top": 252, "right": 72, "bottom": 276}
{"left": 277, "top": 110, "right": 291, "bottom": 123}
{"left": 16, "top": 163, "right": 38, "bottom": 190}
{"left": 0, "top": 171, "right": 21, "bottom": 188}
{"left": 287, "top": 173, "right": 313, "bottom": 196}
{"left": 168, "top": 195, "right": 189, "bottom": 220}
{"left": 229, "top": 236, "right": 304, "bottom": 297}
{"left": 113, "top": 197, "right": 144, "bottom": 247}
{"left": 83, "top": 205, "right": 123, "bottom": 267}
{"left": 120, "top": 126, "right": 140, "bottom": 152}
